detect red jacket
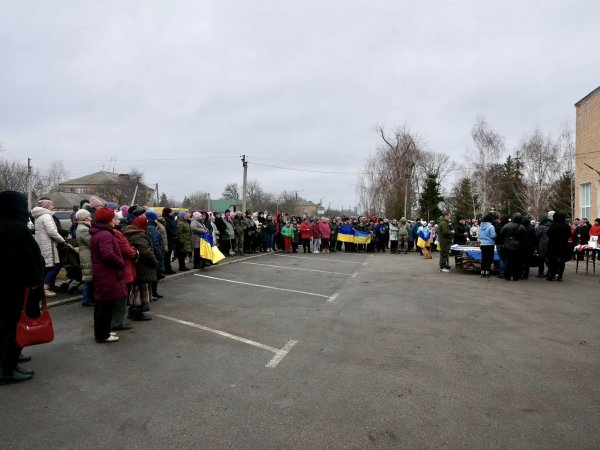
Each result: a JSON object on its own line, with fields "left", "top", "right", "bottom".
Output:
{"left": 318, "top": 222, "right": 331, "bottom": 239}
{"left": 89, "top": 223, "right": 127, "bottom": 301}
{"left": 113, "top": 228, "right": 138, "bottom": 284}
{"left": 299, "top": 222, "right": 312, "bottom": 239}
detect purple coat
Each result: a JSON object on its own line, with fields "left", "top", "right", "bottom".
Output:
{"left": 89, "top": 222, "right": 127, "bottom": 301}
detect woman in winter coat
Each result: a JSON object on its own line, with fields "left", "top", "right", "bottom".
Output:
{"left": 312, "top": 217, "right": 322, "bottom": 253}
{"left": 146, "top": 211, "right": 165, "bottom": 296}
{"left": 535, "top": 216, "right": 550, "bottom": 278}
{"left": 264, "top": 215, "right": 276, "bottom": 252}
{"left": 89, "top": 208, "right": 127, "bottom": 343}
{"left": 190, "top": 212, "right": 209, "bottom": 268}
{"left": 478, "top": 213, "right": 497, "bottom": 278}
{"left": 299, "top": 218, "right": 312, "bottom": 253}
{"left": 0, "top": 191, "right": 44, "bottom": 383}
{"left": 161, "top": 208, "right": 177, "bottom": 274}
{"left": 176, "top": 211, "right": 192, "bottom": 271}
{"left": 75, "top": 209, "right": 94, "bottom": 306}
{"left": 31, "top": 199, "right": 66, "bottom": 298}
{"left": 319, "top": 218, "right": 331, "bottom": 253}
{"left": 374, "top": 219, "right": 389, "bottom": 253}
{"left": 110, "top": 215, "right": 138, "bottom": 331}
{"left": 499, "top": 213, "right": 528, "bottom": 281}
{"left": 546, "top": 211, "right": 572, "bottom": 281}
{"left": 389, "top": 219, "right": 399, "bottom": 254}
{"left": 123, "top": 215, "right": 157, "bottom": 321}
{"left": 281, "top": 220, "right": 295, "bottom": 253}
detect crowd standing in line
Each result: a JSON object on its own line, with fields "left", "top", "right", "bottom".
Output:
{"left": 1, "top": 186, "right": 597, "bottom": 383}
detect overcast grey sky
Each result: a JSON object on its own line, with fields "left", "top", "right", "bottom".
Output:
{"left": 1, "top": 1, "right": 599, "bottom": 209}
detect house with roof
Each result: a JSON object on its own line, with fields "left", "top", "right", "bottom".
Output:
{"left": 575, "top": 86, "right": 600, "bottom": 221}
{"left": 57, "top": 170, "right": 154, "bottom": 207}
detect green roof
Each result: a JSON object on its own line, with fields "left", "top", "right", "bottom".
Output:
{"left": 210, "top": 198, "right": 242, "bottom": 212}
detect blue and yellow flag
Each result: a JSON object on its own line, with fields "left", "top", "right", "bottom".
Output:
{"left": 337, "top": 224, "right": 355, "bottom": 243}
{"left": 354, "top": 230, "right": 371, "bottom": 244}
{"left": 199, "top": 233, "right": 225, "bottom": 264}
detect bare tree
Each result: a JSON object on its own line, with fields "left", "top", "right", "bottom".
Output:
{"left": 183, "top": 191, "right": 210, "bottom": 210}
{"left": 469, "top": 117, "right": 505, "bottom": 214}
{"left": 222, "top": 182, "right": 241, "bottom": 200}
{"left": 514, "top": 128, "right": 561, "bottom": 219}
{"left": 45, "top": 161, "right": 69, "bottom": 192}
{"left": 245, "top": 179, "right": 274, "bottom": 212}
{"left": 357, "top": 124, "right": 422, "bottom": 218}
{"left": 558, "top": 123, "right": 575, "bottom": 219}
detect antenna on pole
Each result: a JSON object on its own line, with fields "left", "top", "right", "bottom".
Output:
{"left": 241, "top": 155, "right": 248, "bottom": 212}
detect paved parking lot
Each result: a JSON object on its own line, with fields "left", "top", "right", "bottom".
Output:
{"left": 2, "top": 252, "right": 599, "bottom": 449}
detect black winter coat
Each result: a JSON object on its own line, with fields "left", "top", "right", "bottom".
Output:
{"left": 124, "top": 226, "right": 158, "bottom": 283}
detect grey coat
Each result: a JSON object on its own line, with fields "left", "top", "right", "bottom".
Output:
{"left": 76, "top": 222, "right": 93, "bottom": 282}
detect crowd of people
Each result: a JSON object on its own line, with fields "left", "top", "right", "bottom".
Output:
{"left": 1, "top": 186, "right": 597, "bottom": 384}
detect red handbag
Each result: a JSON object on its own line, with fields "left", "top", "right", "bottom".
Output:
{"left": 15, "top": 287, "right": 55, "bottom": 347}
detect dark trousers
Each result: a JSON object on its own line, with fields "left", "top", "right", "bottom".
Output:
{"left": 480, "top": 245, "right": 495, "bottom": 272}
{"left": 407, "top": 240, "right": 414, "bottom": 252}
{"left": 504, "top": 250, "right": 522, "bottom": 280}
{"left": 330, "top": 237, "right": 337, "bottom": 252}
{"left": 390, "top": 240, "right": 398, "bottom": 253}
{"left": 302, "top": 238, "right": 310, "bottom": 253}
{"left": 0, "top": 302, "right": 21, "bottom": 374}
{"left": 164, "top": 247, "right": 174, "bottom": 273}
{"left": 377, "top": 240, "right": 386, "bottom": 252}
{"left": 547, "top": 256, "right": 566, "bottom": 279}
{"left": 177, "top": 253, "right": 187, "bottom": 270}
{"left": 94, "top": 299, "right": 117, "bottom": 341}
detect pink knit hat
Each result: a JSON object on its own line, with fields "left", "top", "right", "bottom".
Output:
{"left": 89, "top": 196, "right": 103, "bottom": 209}
{"left": 36, "top": 199, "right": 53, "bottom": 209}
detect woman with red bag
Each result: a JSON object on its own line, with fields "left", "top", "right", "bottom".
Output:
{"left": 0, "top": 191, "right": 44, "bottom": 384}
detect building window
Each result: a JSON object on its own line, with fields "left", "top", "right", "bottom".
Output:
{"left": 580, "top": 182, "right": 591, "bottom": 219}
{"left": 75, "top": 187, "right": 87, "bottom": 194}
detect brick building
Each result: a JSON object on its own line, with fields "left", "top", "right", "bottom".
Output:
{"left": 575, "top": 86, "right": 600, "bottom": 221}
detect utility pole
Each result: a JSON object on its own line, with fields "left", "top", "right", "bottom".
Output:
{"left": 131, "top": 177, "right": 140, "bottom": 205}
{"left": 207, "top": 192, "right": 211, "bottom": 211}
{"left": 241, "top": 155, "right": 248, "bottom": 212}
{"left": 155, "top": 183, "right": 160, "bottom": 205}
{"left": 27, "top": 158, "right": 33, "bottom": 211}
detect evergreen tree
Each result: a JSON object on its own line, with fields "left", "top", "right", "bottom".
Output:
{"left": 449, "top": 177, "right": 478, "bottom": 219}
{"left": 418, "top": 172, "right": 444, "bottom": 222}
{"left": 159, "top": 192, "right": 168, "bottom": 207}
{"left": 497, "top": 155, "right": 525, "bottom": 217}
{"left": 549, "top": 170, "right": 574, "bottom": 219}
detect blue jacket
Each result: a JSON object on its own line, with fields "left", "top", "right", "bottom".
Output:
{"left": 479, "top": 221, "right": 497, "bottom": 246}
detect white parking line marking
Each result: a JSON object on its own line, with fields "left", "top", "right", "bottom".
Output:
{"left": 361, "top": 254, "right": 375, "bottom": 266}
{"left": 241, "top": 261, "right": 351, "bottom": 276}
{"left": 351, "top": 271, "right": 359, "bottom": 278}
{"left": 194, "top": 274, "right": 331, "bottom": 298}
{"left": 151, "top": 313, "right": 278, "bottom": 352}
{"left": 271, "top": 254, "right": 363, "bottom": 264}
{"left": 327, "top": 292, "right": 340, "bottom": 303}
{"left": 266, "top": 340, "right": 299, "bottom": 368}
{"left": 150, "top": 313, "right": 298, "bottom": 368}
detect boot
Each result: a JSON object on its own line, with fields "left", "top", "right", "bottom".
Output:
{"left": 44, "top": 284, "right": 56, "bottom": 297}
{"left": 131, "top": 307, "right": 152, "bottom": 321}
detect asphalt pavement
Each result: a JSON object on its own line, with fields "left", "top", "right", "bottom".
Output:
{"left": 1, "top": 251, "right": 599, "bottom": 449}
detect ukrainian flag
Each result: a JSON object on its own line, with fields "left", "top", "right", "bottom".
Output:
{"left": 199, "top": 233, "right": 225, "bottom": 264}
{"left": 337, "top": 224, "right": 355, "bottom": 243}
{"left": 354, "top": 230, "right": 371, "bottom": 244}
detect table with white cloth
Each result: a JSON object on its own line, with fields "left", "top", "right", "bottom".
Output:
{"left": 451, "top": 244, "right": 500, "bottom": 272}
